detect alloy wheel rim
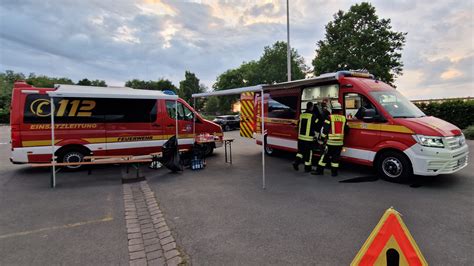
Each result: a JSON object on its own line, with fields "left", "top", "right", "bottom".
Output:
{"left": 63, "top": 152, "right": 83, "bottom": 169}
{"left": 382, "top": 157, "right": 403, "bottom": 178}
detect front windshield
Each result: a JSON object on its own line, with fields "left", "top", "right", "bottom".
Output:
{"left": 370, "top": 90, "right": 425, "bottom": 118}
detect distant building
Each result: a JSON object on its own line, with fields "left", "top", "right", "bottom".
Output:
{"left": 411, "top": 97, "right": 472, "bottom": 105}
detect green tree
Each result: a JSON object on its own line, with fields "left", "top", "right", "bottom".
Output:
{"left": 212, "top": 67, "right": 248, "bottom": 113}
{"left": 178, "top": 71, "right": 203, "bottom": 105}
{"left": 154, "top": 79, "right": 177, "bottom": 92}
{"left": 90, "top": 80, "right": 107, "bottom": 87}
{"left": 259, "top": 41, "right": 307, "bottom": 83}
{"left": 211, "top": 41, "right": 308, "bottom": 113}
{"left": 26, "top": 73, "right": 74, "bottom": 88}
{"left": 0, "top": 71, "right": 23, "bottom": 123}
{"left": 125, "top": 78, "right": 177, "bottom": 92}
{"left": 312, "top": 2, "right": 406, "bottom": 85}
{"left": 77, "top": 78, "right": 92, "bottom": 86}
{"left": 204, "top": 96, "right": 220, "bottom": 114}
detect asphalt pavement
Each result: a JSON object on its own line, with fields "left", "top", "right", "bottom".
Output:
{"left": 0, "top": 125, "right": 128, "bottom": 265}
{"left": 148, "top": 130, "right": 474, "bottom": 265}
{"left": 0, "top": 126, "right": 473, "bottom": 265}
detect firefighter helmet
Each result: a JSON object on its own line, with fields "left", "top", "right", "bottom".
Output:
{"left": 332, "top": 102, "right": 342, "bottom": 110}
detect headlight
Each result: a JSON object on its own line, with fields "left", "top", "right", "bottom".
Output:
{"left": 413, "top": 135, "right": 444, "bottom": 148}
{"left": 460, "top": 134, "right": 466, "bottom": 146}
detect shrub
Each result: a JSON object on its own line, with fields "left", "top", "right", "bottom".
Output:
{"left": 415, "top": 100, "right": 474, "bottom": 129}
{"left": 0, "top": 108, "right": 9, "bottom": 124}
{"left": 463, "top": 125, "right": 474, "bottom": 140}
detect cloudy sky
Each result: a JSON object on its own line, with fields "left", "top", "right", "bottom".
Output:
{"left": 0, "top": 0, "right": 472, "bottom": 99}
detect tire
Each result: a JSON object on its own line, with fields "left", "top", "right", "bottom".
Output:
{"left": 57, "top": 148, "right": 87, "bottom": 171}
{"left": 203, "top": 143, "right": 214, "bottom": 156}
{"left": 376, "top": 151, "right": 413, "bottom": 183}
{"left": 264, "top": 136, "right": 274, "bottom": 156}
{"left": 224, "top": 124, "right": 231, "bottom": 131}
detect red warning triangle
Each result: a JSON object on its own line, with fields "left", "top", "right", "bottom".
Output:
{"left": 351, "top": 208, "right": 427, "bottom": 266}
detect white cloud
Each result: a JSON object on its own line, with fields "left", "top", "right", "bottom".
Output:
{"left": 0, "top": 0, "right": 472, "bottom": 99}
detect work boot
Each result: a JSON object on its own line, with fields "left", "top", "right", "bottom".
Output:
{"left": 292, "top": 162, "right": 299, "bottom": 171}
{"left": 304, "top": 165, "right": 311, "bottom": 173}
{"left": 331, "top": 168, "right": 338, "bottom": 177}
{"left": 312, "top": 166, "right": 324, "bottom": 175}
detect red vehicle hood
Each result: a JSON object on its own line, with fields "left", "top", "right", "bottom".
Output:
{"left": 397, "top": 116, "right": 462, "bottom": 137}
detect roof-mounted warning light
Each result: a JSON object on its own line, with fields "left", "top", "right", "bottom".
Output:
{"left": 163, "top": 90, "right": 176, "bottom": 95}
{"left": 336, "top": 70, "right": 375, "bottom": 80}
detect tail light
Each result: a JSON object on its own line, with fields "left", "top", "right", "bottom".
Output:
{"left": 10, "top": 125, "right": 21, "bottom": 150}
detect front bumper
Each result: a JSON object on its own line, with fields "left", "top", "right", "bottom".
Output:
{"left": 215, "top": 140, "right": 223, "bottom": 148}
{"left": 404, "top": 143, "right": 469, "bottom": 176}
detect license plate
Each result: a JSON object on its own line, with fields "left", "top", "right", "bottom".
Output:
{"left": 457, "top": 157, "right": 466, "bottom": 166}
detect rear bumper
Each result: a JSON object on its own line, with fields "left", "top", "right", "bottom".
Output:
{"left": 10, "top": 148, "right": 29, "bottom": 163}
{"left": 404, "top": 143, "right": 469, "bottom": 176}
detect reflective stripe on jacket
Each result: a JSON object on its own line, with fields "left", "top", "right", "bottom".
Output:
{"left": 298, "top": 112, "right": 318, "bottom": 141}
{"left": 323, "top": 114, "right": 346, "bottom": 146}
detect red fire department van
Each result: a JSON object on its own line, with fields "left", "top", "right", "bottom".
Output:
{"left": 10, "top": 82, "right": 223, "bottom": 168}
{"left": 241, "top": 71, "right": 468, "bottom": 181}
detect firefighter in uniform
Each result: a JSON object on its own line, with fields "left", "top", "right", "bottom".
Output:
{"left": 313, "top": 102, "right": 346, "bottom": 177}
{"left": 293, "top": 102, "right": 318, "bottom": 172}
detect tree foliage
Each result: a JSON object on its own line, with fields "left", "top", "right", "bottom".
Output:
{"left": 416, "top": 100, "right": 474, "bottom": 130}
{"left": 259, "top": 41, "right": 307, "bottom": 83}
{"left": 77, "top": 78, "right": 107, "bottom": 87}
{"left": 312, "top": 2, "right": 406, "bottom": 85}
{"left": 26, "top": 73, "right": 74, "bottom": 88}
{"left": 0, "top": 70, "right": 113, "bottom": 123}
{"left": 178, "top": 71, "right": 204, "bottom": 108}
{"left": 210, "top": 41, "right": 307, "bottom": 113}
{"left": 125, "top": 78, "right": 177, "bottom": 92}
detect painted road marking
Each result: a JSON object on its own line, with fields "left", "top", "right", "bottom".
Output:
{"left": 0, "top": 215, "right": 113, "bottom": 239}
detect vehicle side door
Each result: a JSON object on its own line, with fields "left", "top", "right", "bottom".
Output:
{"left": 342, "top": 92, "right": 382, "bottom": 162}
{"left": 163, "top": 100, "right": 195, "bottom": 148}
{"left": 265, "top": 89, "right": 299, "bottom": 152}
{"left": 105, "top": 98, "right": 157, "bottom": 156}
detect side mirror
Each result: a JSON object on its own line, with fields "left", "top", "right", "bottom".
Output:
{"left": 362, "top": 108, "right": 376, "bottom": 121}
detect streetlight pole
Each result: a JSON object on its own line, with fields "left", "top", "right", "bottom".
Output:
{"left": 286, "top": 0, "right": 291, "bottom": 82}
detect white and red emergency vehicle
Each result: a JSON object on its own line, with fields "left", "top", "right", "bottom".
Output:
{"left": 10, "top": 82, "right": 223, "bottom": 167}
{"left": 239, "top": 71, "right": 468, "bottom": 181}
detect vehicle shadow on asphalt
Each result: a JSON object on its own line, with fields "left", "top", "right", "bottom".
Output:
{"left": 270, "top": 149, "right": 463, "bottom": 189}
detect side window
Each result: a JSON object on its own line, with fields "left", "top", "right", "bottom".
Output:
{"left": 182, "top": 104, "right": 194, "bottom": 121}
{"left": 166, "top": 101, "right": 194, "bottom": 121}
{"left": 344, "top": 93, "right": 376, "bottom": 120}
{"left": 105, "top": 99, "right": 157, "bottom": 123}
{"left": 268, "top": 95, "right": 297, "bottom": 119}
{"left": 166, "top": 101, "right": 177, "bottom": 119}
{"left": 301, "top": 84, "right": 339, "bottom": 112}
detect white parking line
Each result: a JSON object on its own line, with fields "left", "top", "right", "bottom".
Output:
{"left": 0, "top": 142, "right": 8, "bottom": 145}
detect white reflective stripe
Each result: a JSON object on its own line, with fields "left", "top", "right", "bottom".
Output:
{"left": 11, "top": 146, "right": 61, "bottom": 163}
{"left": 11, "top": 138, "right": 196, "bottom": 161}
{"left": 341, "top": 147, "right": 376, "bottom": 161}
{"left": 105, "top": 138, "right": 194, "bottom": 150}
{"left": 267, "top": 136, "right": 297, "bottom": 150}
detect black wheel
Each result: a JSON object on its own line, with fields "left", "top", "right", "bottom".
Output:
{"left": 203, "top": 143, "right": 214, "bottom": 156}
{"left": 264, "top": 136, "right": 274, "bottom": 156}
{"left": 376, "top": 151, "right": 413, "bottom": 182}
{"left": 224, "top": 124, "right": 231, "bottom": 131}
{"left": 57, "top": 148, "right": 87, "bottom": 171}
